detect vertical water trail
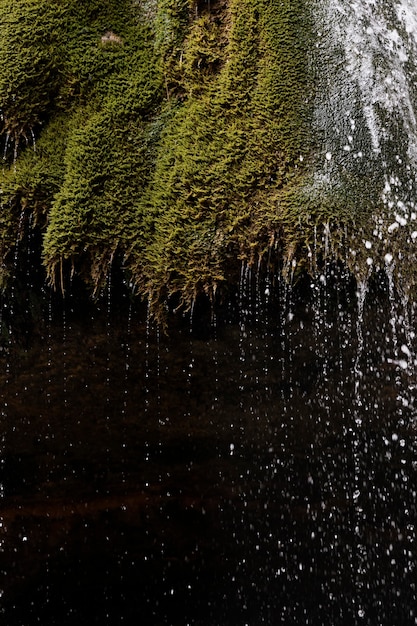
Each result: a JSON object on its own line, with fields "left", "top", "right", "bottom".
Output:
{"left": 278, "top": 270, "right": 288, "bottom": 440}
{"left": 351, "top": 278, "right": 369, "bottom": 622}
{"left": 398, "top": 289, "right": 417, "bottom": 426}
{"left": 309, "top": 229, "right": 330, "bottom": 466}
{"left": 119, "top": 300, "right": 132, "bottom": 488}
{"left": 105, "top": 266, "right": 112, "bottom": 422}
{"left": 313, "top": 0, "right": 417, "bottom": 258}
{"left": 386, "top": 259, "right": 399, "bottom": 364}
{"left": 155, "top": 321, "right": 162, "bottom": 425}
{"left": 318, "top": 228, "right": 341, "bottom": 504}
{"left": 261, "top": 264, "right": 272, "bottom": 411}
{"left": 230, "top": 258, "right": 252, "bottom": 593}
{"left": 30, "top": 128, "right": 36, "bottom": 153}
{"left": 397, "top": 286, "right": 415, "bottom": 355}
{"left": 315, "top": 0, "right": 417, "bottom": 161}
{"left": 210, "top": 304, "right": 219, "bottom": 423}
{"left": 231, "top": 260, "right": 258, "bottom": 598}
{"left": 253, "top": 261, "right": 262, "bottom": 425}
{"left": 383, "top": 265, "right": 417, "bottom": 617}
{"left": 185, "top": 299, "right": 195, "bottom": 424}
{"left": 46, "top": 291, "right": 53, "bottom": 410}
{"left": 279, "top": 268, "right": 294, "bottom": 426}
{"left": 331, "top": 264, "right": 357, "bottom": 607}
{"left": 238, "top": 262, "right": 251, "bottom": 437}
{"left": 3, "top": 208, "right": 26, "bottom": 445}
{"left": 305, "top": 240, "right": 348, "bottom": 610}
{"left": 276, "top": 265, "right": 296, "bottom": 533}
{"left": 42, "top": 288, "right": 54, "bottom": 500}
{"left": 317, "top": 228, "right": 333, "bottom": 446}
{"left": 121, "top": 301, "right": 132, "bottom": 419}
{"left": 384, "top": 261, "right": 416, "bottom": 405}
{"left": 238, "top": 260, "right": 247, "bottom": 375}
{"left": 2, "top": 132, "right": 9, "bottom": 161}
{"left": 321, "top": 226, "right": 331, "bottom": 413}
{"left": 144, "top": 299, "right": 152, "bottom": 416}
{"left": 61, "top": 297, "right": 69, "bottom": 459}
{"left": 353, "top": 280, "right": 368, "bottom": 398}
{"left": 384, "top": 255, "right": 415, "bottom": 545}
{"left": 310, "top": 227, "right": 321, "bottom": 385}
{"left": 286, "top": 262, "right": 296, "bottom": 411}
{"left": 0, "top": 290, "right": 5, "bottom": 608}
{"left": 335, "top": 266, "right": 355, "bottom": 509}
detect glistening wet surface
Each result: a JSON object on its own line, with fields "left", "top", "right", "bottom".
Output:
{"left": 1, "top": 273, "right": 417, "bottom": 625}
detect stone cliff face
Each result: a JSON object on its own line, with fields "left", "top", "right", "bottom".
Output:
{"left": 1, "top": 0, "right": 417, "bottom": 315}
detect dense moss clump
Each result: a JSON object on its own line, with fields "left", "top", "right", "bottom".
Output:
{"left": 1, "top": 0, "right": 397, "bottom": 313}
{"left": 0, "top": 0, "right": 160, "bottom": 288}
{"left": 127, "top": 0, "right": 316, "bottom": 308}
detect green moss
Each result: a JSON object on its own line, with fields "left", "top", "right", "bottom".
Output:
{"left": 0, "top": 0, "right": 158, "bottom": 142}
{"left": 43, "top": 107, "right": 155, "bottom": 288}
{"left": 0, "top": 0, "right": 320, "bottom": 307}
{"left": 154, "top": 0, "right": 191, "bottom": 98}
{"left": 181, "top": 13, "right": 227, "bottom": 94}
{"left": 126, "top": 0, "right": 317, "bottom": 307}
{"left": 0, "top": 112, "right": 71, "bottom": 284}
{"left": 1, "top": 0, "right": 393, "bottom": 314}
{"left": 0, "top": 0, "right": 162, "bottom": 288}
{"left": 0, "top": 0, "right": 64, "bottom": 147}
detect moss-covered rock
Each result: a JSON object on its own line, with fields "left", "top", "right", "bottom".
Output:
{"left": 2, "top": 0, "right": 411, "bottom": 315}
{"left": 0, "top": 0, "right": 160, "bottom": 288}
{"left": 0, "top": 0, "right": 64, "bottom": 148}
{"left": 127, "top": 0, "right": 318, "bottom": 308}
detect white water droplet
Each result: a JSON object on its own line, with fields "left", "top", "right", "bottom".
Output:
{"left": 401, "top": 344, "right": 411, "bottom": 357}
{"left": 395, "top": 214, "right": 407, "bottom": 226}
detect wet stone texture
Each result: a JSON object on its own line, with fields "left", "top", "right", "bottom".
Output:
{"left": 1, "top": 272, "right": 417, "bottom": 625}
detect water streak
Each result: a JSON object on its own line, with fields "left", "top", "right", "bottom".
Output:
{"left": 313, "top": 0, "right": 417, "bottom": 224}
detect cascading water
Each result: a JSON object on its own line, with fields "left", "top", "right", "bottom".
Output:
{"left": 312, "top": 0, "right": 417, "bottom": 267}
{"left": 316, "top": 0, "right": 417, "bottom": 158}
{"left": 3, "top": 2, "right": 417, "bottom": 625}
{"left": 315, "top": 0, "right": 417, "bottom": 166}
{"left": 311, "top": 5, "right": 417, "bottom": 620}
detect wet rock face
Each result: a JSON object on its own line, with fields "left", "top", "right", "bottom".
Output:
{"left": 2, "top": 272, "right": 417, "bottom": 624}
{"left": 2, "top": 1, "right": 417, "bottom": 306}
{"left": 311, "top": 0, "right": 417, "bottom": 280}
